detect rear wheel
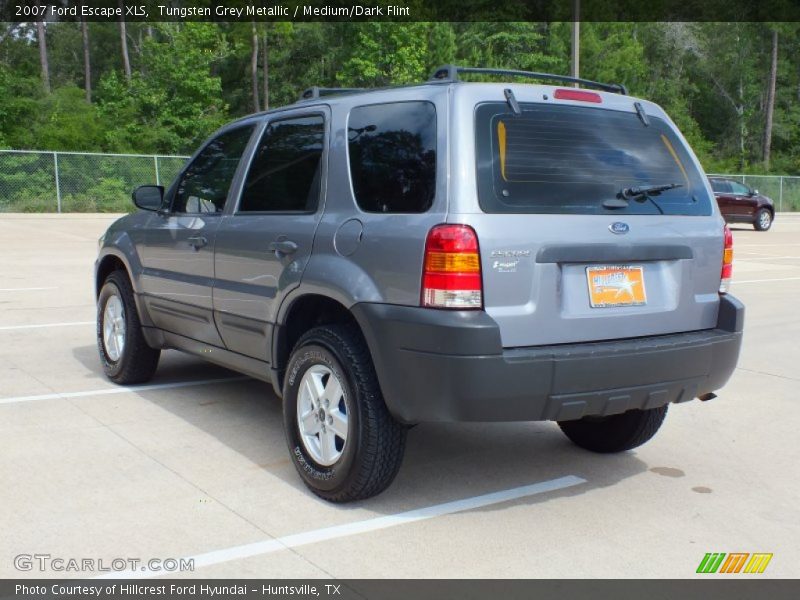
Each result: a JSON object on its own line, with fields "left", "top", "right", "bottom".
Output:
{"left": 282, "top": 324, "right": 406, "bottom": 502}
{"left": 558, "top": 405, "right": 668, "bottom": 453}
{"left": 97, "top": 270, "right": 160, "bottom": 384}
{"left": 754, "top": 208, "right": 772, "bottom": 231}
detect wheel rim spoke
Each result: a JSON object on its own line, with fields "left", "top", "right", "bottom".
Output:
{"left": 320, "top": 428, "right": 338, "bottom": 463}
{"left": 300, "top": 408, "right": 320, "bottom": 435}
{"left": 329, "top": 409, "right": 348, "bottom": 439}
{"left": 323, "top": 376, "right": 343, "bottom": 406}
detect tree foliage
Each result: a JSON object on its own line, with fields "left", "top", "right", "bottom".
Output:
{"left": 0, "top": 21, "right": 798, "bottom": 174}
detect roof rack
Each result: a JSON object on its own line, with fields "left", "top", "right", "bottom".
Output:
{"left": 298, "top": 86, "right": 364, "bottom": 102}
{"left": 428, "top": 65, "right": 628, "bottom": 95}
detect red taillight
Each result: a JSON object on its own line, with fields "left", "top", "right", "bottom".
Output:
{"left": 422, "top": 224, "right": 483, "bottom": 309}
{"left": 554, "top": 88, "right": 602, "bottom": 103}
{"left": 720, "top": 224, "right": 733, "bottom": 293}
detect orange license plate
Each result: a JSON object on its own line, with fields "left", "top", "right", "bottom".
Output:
{"left": 586, "top": 265, "right": 647, "bottom": 308}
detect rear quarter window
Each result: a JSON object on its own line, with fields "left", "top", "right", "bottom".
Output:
{"left": 475, "top": 102, "right": 712, "bottom": 216}
{"left": 347, "top": 101, "right": 436, "bottom": 213}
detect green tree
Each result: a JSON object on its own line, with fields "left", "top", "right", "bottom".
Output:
{"left": 97, "top": 23, "right": 229, "bottom": 154}
{"left": 338, "top": 23, "right": 431, "bottom": 87}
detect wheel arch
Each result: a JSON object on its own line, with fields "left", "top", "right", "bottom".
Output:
{"left": 95, "top": 247, "right": 154, "bottom": 329}
{"left": 95, "top": 253, "right": 129, "bottom": 298}
{"left": 272, "top": 293, "right": 363, "bottom": 393}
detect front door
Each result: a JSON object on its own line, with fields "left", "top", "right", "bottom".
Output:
{"left": 729, "top": 180, "right": 757, "bottom": 219}
{"left": 138, "top": 123, "right": 256, "bottom": 346}
{"left": 213, "top": 111, "right": 328, "bottom": 361}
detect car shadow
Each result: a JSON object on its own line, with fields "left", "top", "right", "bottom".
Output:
{"left": 71, "top": 344, "right": 650, "bottom": 515}
{"left": 72, "top": 342, "right": 238, "bottom": 383}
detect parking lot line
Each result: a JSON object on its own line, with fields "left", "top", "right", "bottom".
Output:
{"left": 0, "top": 320, "right": 94, "bottom": 331}
{"left": 0, "top": 376, "right": 249, "bottom": 405}
{"left": 0, "top": 287, "right": 58, "bottom": 292}
{"left": 734, "top": 276, "right": 800, "bottom": 284}
{"left": 735, "top": 256, "right": 800, "bottom": 261}
{"left": 95, "top": 475, "right": 586, "bottom": 579}
{"left": 737, "top": 242, "right": 800, "bottom": 248}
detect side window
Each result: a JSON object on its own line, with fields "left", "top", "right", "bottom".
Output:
{"left": 712, "top": 180, "right": 732, "bottom": 193}
{"left": 347, "top": 101, "right": 436, "bottom": 213}
{"left": 238, "top": 115, "right": 325, "bottom": 213}
{"left": 730, "top": 181, "right": 750, "bottom": 195}
{"left": 173, "top": 125, "right": 255, "bottom": 214}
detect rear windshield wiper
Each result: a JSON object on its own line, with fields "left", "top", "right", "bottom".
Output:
{"left": 621, "top": 183, "right": 683, "bottom": 198}
{"left": 602, "top": 182, "right": 683, "bottom": 214}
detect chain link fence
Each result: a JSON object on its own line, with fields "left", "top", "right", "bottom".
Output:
{"left": 0, "top": 149, "right": 188, "bottom": 213}
{"left": 1, "top": 149, "right": 799, "bottom": 213}
{"left": 707, "top": 174, "right": 800, "bottom": 212}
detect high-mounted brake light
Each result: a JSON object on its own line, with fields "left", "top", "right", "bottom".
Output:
{"left": 553, "top": 88, "right": 602, "bottom": 103}
{"left": 422, "top": 224, "right": 483, "bottom": 309}
{"left": 720, "top": 224, "right": 733, "bottom": 293}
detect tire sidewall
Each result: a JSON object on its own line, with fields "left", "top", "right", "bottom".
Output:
{"left": 97, "top": 276, "right": 130, "bottom": 378}
{"left": 283, "top": 341, "right": 361, "bottom": 494}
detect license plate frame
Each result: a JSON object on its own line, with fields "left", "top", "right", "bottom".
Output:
{"left": 586, "top": 265, "right": 647, "bottom": 308}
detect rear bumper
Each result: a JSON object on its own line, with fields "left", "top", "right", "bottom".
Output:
{"left": 352, "top": 295, "right": 744, "bottom": 424}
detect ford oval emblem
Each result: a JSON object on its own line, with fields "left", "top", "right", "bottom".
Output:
{"left": 609, "top": 222, "right": 629, "bottom": 234}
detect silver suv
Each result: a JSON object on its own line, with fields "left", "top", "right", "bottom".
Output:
{"left": 95, "top": 66, "right": 744, "bottom": 502}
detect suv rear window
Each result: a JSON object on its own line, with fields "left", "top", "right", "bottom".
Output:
{"left": 348, "top": 101, "right": 436, "bottom": 213}
{"left": 475, "top": 102, "right": 712, "bottom": 216}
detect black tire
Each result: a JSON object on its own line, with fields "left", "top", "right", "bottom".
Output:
{"left": 754, "top": 208, "right": 773, "bottom": 231}
{"left": 558, "top": 405, "right": 668, "bottom": 453}
{"left": 97, "top": 270, "right": 160, "bottom": 384}
{"left": 282, "top": 324, "right": 406, "bottom": 502}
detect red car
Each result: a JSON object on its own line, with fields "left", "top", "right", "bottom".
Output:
{"left": 709, "top": 176, "right": 775, "bottom": 231}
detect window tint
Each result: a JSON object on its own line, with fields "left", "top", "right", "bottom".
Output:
{"left": 475, "top": 103, "right": 713, "bottom": 216}
{"left": 348, "top": 102, "right": 436, "bottom": 213}
{"left": 730, "top": 181, "right": 750, "bottom": 195}
{"left": 173, "top": 125, "right": 254, "bottom": 214}
{"left": 239, "top": 115, "right": 325, "bottom": 213}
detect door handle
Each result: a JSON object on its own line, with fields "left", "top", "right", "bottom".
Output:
{"left": 187, "top": 235, "right": 208, "bottom": 250}
{"left": 269, "top": 239, "right": 299, "bottom": 255}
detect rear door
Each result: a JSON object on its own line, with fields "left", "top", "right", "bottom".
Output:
{"left": 212, "top": 110, "right": 328, "bottom": 361}
{"left": 138, "top": 124, "right": 256, "bottom": 346}
{"left": 463, "top": 98, "right": 722, "bottom": 348}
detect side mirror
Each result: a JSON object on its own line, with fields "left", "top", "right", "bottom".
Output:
{"left": 752, "top": 189, "right": 759, "bottom": 196}
{"left": 132, "top": 185, "right": 164, "bottom": 211}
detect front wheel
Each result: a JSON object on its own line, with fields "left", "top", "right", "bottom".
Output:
{"left": 282, "top": 324, "right": 406, "bottom": 502}
{"left": 754, "top": 208, "right": 773, "bottom": 231}
{"left": 97, "top": 270, "right": 160, "bottom": 384}
{"left": 558, "top": 405, "right": 668, "bottom": 453}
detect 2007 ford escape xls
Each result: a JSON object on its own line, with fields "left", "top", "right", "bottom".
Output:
{"left": 95, "top": 65, "right": 744, "bottom": 502}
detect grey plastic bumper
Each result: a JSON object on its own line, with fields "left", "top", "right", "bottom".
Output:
{"left": 352, "top": 295, "right": 744, "bottom": 424}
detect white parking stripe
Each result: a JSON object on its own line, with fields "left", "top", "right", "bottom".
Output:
{"left": 734, "top": 277, "right": 800, "bottom": 284}
{"left": 0, "top": 377, "right": 249, "bottom": 405}
{"left": 95, "top": 475, "right": 586, "bottom": 579}
{"left": 735, "top": 256, "right": 800, "bottom": 261}
{"left": 0, "top": 287, "right": 58, "bottom": 291}
{"left": 0, "top": 321, "right": 94, "bottom": 331}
